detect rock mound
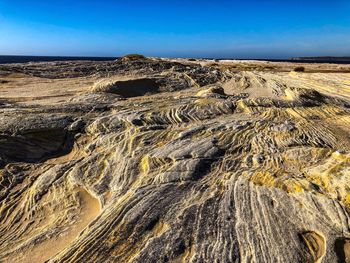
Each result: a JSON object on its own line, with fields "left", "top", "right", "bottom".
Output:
{"left": 195, "top": 86, "right": 226, "bottom": 98}
{"left": 91, "top": 78, "right": 161, "bottom": 97}
{"left": 91, "top": 75, "right": 194, "bottom": 98}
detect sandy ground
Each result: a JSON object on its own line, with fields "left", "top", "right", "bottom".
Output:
{"left": 0, "top": 74, "right": 95, "bottom": 105}
{"left": 11, "top": 187, "right": 101, "bottom": 263}
{"left": 1, "top": 60, "right": 350, "bottom": 106}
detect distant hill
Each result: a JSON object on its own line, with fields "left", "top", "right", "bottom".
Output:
{"left": 292, "top": 56, "right": 350, "bottom": 63}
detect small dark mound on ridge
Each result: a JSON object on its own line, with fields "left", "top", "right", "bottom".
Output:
{"left": 293, "top": 66, "right": 305, "bottom": 72}
{"left": 121, "top": 54, "right": 147, "bottom": 62}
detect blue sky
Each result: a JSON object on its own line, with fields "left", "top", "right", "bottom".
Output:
{"left": 0, "top": 0, "right": 349, "bottom": 58}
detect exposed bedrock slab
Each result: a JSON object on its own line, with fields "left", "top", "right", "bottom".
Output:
{"left": 0, "top": 58, "right": 350, "bottom": 262}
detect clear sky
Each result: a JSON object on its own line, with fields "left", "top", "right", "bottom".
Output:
{"left": 0, "top": 0, "right": 349, "bottom": 58}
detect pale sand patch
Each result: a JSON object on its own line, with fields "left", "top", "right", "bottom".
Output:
{"left": 11, "top": 188, "right": 101, "bottom": 263}
{"left": 0, "top": 75, "right": 95, "bottom": 105}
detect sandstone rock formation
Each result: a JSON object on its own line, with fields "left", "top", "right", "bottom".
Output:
{"left": 0, "top": 58, "right": 349, "bottom": 262}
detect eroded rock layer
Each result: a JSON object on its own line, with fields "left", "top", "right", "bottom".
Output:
{"left": 0, "top": 58, "right": 350, "bottom": 262}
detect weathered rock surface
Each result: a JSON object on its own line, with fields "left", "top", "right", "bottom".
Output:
{"left": 0, "top": 58, "right": 350, "bottom": 262}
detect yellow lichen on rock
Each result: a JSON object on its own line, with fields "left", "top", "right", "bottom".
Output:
{"left": 140, "top": 155, "right": 151, "bottom": 174}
